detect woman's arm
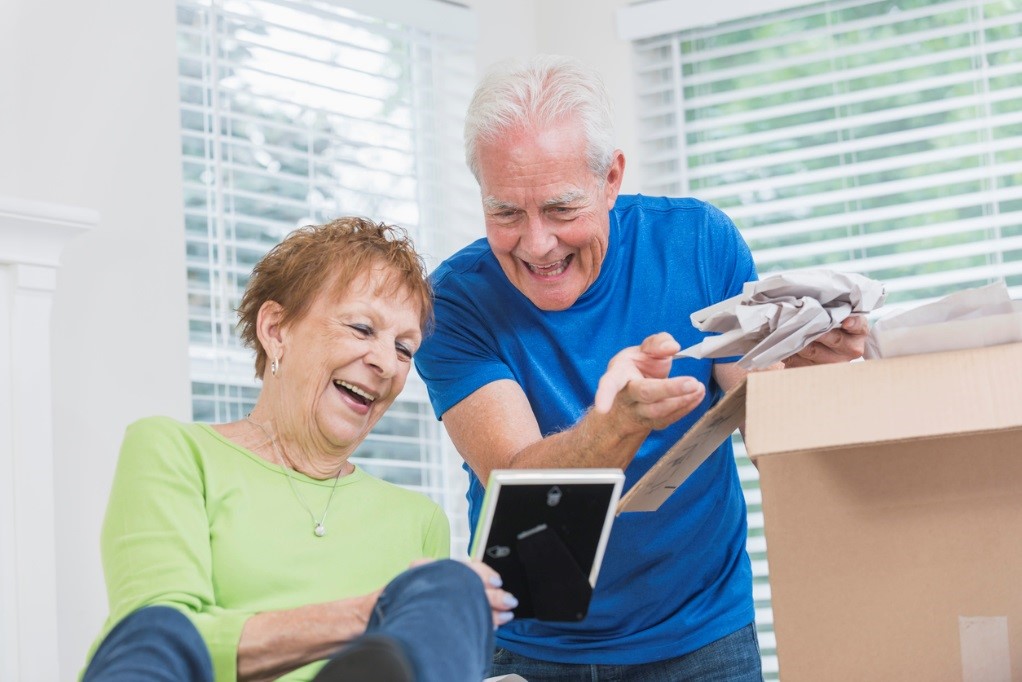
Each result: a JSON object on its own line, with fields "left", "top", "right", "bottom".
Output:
{"left": 236, "top": 507, "right": 446, "bottom": 680}
{"left": 236, "top": 592, "right": 379, "bottom": 682}
{"left": 101, "top": 419, "right": 379, "bottom": 681}
{"left": 101, "top": 419, "right": 513, "bottom": 682}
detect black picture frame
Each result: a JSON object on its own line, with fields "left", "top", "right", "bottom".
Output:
{"left": 470, "top": 469, "right": 624, "bottom": 621}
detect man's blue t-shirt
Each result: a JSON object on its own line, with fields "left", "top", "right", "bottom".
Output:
{"left": 415, "top": 195, "right": 758, "bottom": 664}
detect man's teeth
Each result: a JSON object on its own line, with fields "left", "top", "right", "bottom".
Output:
{"left": 526, "top": 258, "right": 568, "bottom": 277}
{"left": 334, "top": 380, "right": 376, "bottom": 402}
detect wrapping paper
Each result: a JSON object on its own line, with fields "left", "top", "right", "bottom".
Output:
{"left": 677, "top": 270, "right": 886, "bottom": 369}
{"left": 864, "top": 282, "right": 1022, "bottom": 359}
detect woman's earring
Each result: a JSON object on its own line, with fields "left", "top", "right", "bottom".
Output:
{"left": 271, "top": 356, "right": 279, "bottom": 377}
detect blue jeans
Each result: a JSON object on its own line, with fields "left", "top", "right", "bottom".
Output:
{"left": 83, "top": 606, "right": 212, "bottom": 682}
{"left": 367, "top": 559, "right": 494, "bottom": 682}
{"left": 83, "top": 559, "right": 494, "bottom": 682}
{"left": 490, "top": 622, "right": 763, "bottom": 681}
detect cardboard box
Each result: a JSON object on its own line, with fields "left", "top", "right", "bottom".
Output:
{"left": 749, "top": 343, "right": 1022, "bottom": 681}
{"left": 620, "top": 342, "right": 1022, "bottom": 680}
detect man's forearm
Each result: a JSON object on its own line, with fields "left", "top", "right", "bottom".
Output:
{"left": 478, "top": 406, "right": 650, "bottom": 480}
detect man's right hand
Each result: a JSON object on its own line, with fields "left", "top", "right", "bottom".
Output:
{"left": 441, "top": 333, "right": 705, "bottom": 483}
{"left": 593, "top": 332, "right": 705, "bottom": 433}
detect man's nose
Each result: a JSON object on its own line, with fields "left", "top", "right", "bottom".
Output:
{"left": 520, "top": 215, "right": 557, "bottom": 256}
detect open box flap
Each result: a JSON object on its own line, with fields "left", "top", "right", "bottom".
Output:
{"left": 617, "top": 380, "right": 747, "bottom": 513}
{"left": 618, "top": 341, "right": 1022, "bottom": 514}
{"left": 746, "top": 342, "right": 1022, "bottom": 459}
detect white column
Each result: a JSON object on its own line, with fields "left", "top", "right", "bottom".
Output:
{"left": 0, "top": 197, "right": 96, "bottom": 681}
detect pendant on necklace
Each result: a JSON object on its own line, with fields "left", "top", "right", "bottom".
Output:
{"left": 314, "top": 523, "right": 326, "bottom": 537}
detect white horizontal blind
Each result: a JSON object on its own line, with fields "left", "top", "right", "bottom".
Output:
{"left": 627, "top": 0, "right": 1022, "bottom": 677}
{"left": 634, "top": 0, "right": 1022, "bottom": 306}
{"left": 176, "top": 0, "right": 480, "bottom": 553}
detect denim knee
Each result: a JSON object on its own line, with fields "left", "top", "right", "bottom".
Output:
{"left": 390, "top": 559, "right": 481, "bottom": 600}
{"left": 122, "top": 605, "right": 194, "bottom": 634}
{"left": 84, "top": 606, "right": 212, "bottom": 682}
{"left": 372, "top": 560, "right": 494, "bottom": 682}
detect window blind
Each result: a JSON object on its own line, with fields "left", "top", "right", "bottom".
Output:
{"left": 176, "top": 0, "right": 480, "bottom": 554}
{"left": 624, "top": 0, "right": 1022, "bottom": 677}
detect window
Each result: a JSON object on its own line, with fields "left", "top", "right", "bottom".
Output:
{"left": 622, "top": 0, "right": 1022, "bottom": 677}
{"left": 176, "top": 0, "right": 480, "bottom": 553}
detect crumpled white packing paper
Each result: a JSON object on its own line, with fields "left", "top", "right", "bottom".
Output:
{"left": 676, "top": 270, "right": 887, "bottom": 369}
{"left": 864, "top": 281, "right": 1022, "bottom": 359}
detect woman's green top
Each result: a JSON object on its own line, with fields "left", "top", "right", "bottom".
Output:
{"left": 88, "top": 416, "right": 450, "bottom": 681}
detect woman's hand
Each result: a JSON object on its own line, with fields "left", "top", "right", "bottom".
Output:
{"left": 464, "top": 560, "right": 518, "bottom": 628}
{"left": 410, "top": 556, "right": 519, "bottom": 625}
{"left": 410, "top": 558, "right": 517, "bottom": 627}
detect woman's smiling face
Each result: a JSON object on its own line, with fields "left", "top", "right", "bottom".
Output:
{"left": 272, "top": 266, "right": 424, "bottom": 458}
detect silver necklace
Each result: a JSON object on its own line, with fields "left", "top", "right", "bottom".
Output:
{"left": 245, "top": 417, "right": 343, "bottom": 537}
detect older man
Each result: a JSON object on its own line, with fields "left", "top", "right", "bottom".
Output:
{"left": 415, "top": 55, "right": 866, "bottom": 680}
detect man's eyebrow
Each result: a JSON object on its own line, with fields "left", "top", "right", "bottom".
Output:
{"left": 482, "top": 196, "right": 520, "bottom": 212}
{"left": 542, "top": 189, "right": 588, "bottom": 207}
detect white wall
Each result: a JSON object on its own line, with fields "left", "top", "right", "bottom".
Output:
{"left": 0, "top": 0, "right": 192, "bottom": 677}
{"left": 469, "top": 0, "right": 640, "bottom": 194}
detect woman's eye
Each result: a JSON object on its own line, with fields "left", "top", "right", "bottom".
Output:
{"left": 349, "top": 324, "right": 373, "bottom": 337}
{"left": 395, "top": 343, "right": 414, "bottom": 361}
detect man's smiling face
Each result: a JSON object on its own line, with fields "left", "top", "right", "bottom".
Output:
{"left": 477, "top": 117, "right": 623, "bottom": 311}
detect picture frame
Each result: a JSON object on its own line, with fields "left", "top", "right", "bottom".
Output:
{"left": 470, "top": 468, "right": 625, "bottom": 621}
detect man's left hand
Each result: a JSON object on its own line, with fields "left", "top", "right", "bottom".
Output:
{"left": 783, "top": 314, "right": 869, "bottom": 368}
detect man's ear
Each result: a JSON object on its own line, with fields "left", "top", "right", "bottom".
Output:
{"left": 603, "top": 149, "right": 625, "bottom": 210}
{"left": 256, "top": 300, "right": 287, "bottom": 361}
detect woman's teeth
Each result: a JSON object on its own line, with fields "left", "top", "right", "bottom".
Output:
{"left": 334, "top": 380, "right": 376, "bottom": 403}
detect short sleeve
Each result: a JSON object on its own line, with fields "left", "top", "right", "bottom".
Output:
{"left": 703, "top": 202, "right": 757, "bottom": 303}
{"left": 415, "top": 270, "right": 516, "bottom": 419}
{"left": 698, "top": 204, "right": 757, "bottom": 367}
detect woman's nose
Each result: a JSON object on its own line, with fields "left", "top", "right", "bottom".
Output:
{"left": 365, "top": 341, "right": 398, "bottom": 378}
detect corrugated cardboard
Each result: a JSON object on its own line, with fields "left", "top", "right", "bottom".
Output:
{"left": 619, "top": 341, "right": 1022, "bottom": 678}
{"left": 616, "top": 381, "right": 747, "bottom": 513}
{"left": 748, "top": 342, "right": 1022, "bottom": 681}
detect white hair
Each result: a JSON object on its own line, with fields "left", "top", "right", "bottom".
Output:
{"left": 464, "top": 54, "right": 616, "bottom": 183}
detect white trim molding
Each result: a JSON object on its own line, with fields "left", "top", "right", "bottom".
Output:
{"left": 329, "top": 0, "right": 474, "bottom": 39}
{"left": 0, "top": 197, "right": 97, "bottom": 682}
{"left": 617, "top": 0, "right": 812, "bottom": 40}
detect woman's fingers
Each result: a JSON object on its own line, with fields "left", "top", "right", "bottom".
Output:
{"left": 464, "top": 560, "right": 518, "bottom": 628}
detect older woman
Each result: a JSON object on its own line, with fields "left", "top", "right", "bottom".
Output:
{"left": 83, "top": 218, "right": 516, "bottom": 682}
